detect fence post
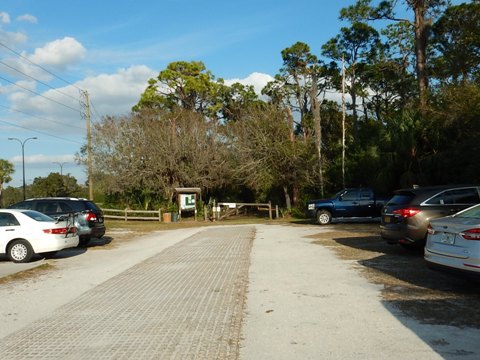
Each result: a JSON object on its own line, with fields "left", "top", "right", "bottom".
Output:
{"left": 124, "top": 208, "right": 128, "bottom": 222}
{"left": 276, "top": 205, "right": 279, "bottom": 219}
{"left": 158, "top": 209, "right": 162, "bottom": 222}
{"left": 269, "top": 201, "right": 272, "bottom": 220}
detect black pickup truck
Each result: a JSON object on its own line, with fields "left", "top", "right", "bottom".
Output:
{"left": 307, "top": 188, "right": 390, "bottom": 225}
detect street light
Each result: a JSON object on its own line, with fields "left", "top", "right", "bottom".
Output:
{"left": 8, "top": 137, "right": 38, "bottom": 200}
{"left": 53, "top": 161, "right": 67, "bottom": 175}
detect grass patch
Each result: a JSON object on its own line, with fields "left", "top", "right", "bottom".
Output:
{"left": 0, "top": 263, "right": 55, "bottom": 285}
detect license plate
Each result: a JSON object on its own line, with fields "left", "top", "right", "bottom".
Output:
{"left": 440, "top": 233, "right": 455, "bottom": 245}
{"left": 383, "top": 216, "right": 391, "bottom": 223}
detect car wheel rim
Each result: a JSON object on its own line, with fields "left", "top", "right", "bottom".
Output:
{"left": 11, "top": 244, "right": 27, "bottom": 261}
{"left": 319, "top": 214, "right": 329, "bottom": 224}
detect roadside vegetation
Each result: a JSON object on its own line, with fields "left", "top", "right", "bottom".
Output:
{"left": 1, "top": 1, "right": 479, "bottom": 216}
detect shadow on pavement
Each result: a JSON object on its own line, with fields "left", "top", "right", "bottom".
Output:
{"left": 318, "top": 228, "right": 480, "bottom": 359}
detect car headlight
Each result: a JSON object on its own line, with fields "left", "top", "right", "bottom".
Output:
{"left": 308, "top": 204, "right": 315, "bottom": 210}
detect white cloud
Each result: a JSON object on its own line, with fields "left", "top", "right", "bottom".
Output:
{"left": 77, "top": 65, "right": 157, "bottom": 115}
{"left": 0, "top": 12, "right": 11, "bottom": 24}
{"left": 224, "top": 72, "right": 274, "bottom": 95}
{"left": 0, "top": 29, "right": 27, "bottom": 46}
{"left": 11, "top": 154, "right": 75, "bottom": 165}
{"left": 9, "top": 65, "right": 156, "bottom": 132}
{"left": 29, "top": 37, "right": 86, "bottom": 68}
{"left": 17, "top": 14, "right": 38, "bottom": 24}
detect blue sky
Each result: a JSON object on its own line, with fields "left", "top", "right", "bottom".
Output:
{"left": 0, "top": 0, "right": 461, "bottom": 188}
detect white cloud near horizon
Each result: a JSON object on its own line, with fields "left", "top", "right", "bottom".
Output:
{"left": 10, "top": 154, "right": 75, "bottom": 165}
{"left": 224, "top": 72, "right": 274, "bottom": 95}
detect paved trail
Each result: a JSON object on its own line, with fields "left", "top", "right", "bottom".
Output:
{"left": 0, "top": 226, "right": 254, "bottom": 359}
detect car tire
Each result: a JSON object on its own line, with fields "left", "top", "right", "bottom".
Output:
{"left": 316, "top": 210, "right": 332, "bottom": 225}
{"left": 8, "top": 239, "right": 34, "bottom": 263}
{"left": 78, "top": 236, "right": 90, "bottom": 247}
{"left": 400, "top": 241, "right": 425, "bottom": 251}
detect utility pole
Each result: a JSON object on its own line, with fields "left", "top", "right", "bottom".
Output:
{"left": 80, "top": 90, "right": 93, "bottom": 200}
{"left": 341, "top": 55, "right": 346, "bottom": 189}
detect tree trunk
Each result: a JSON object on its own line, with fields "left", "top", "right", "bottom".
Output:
{"left": 285, "top": 107, "right": 295, "bottom": 143}
{"left": 412, "top": 0, "right": 429, "bottom": 111}
{"left": 283, "top": 185, "right": 292, "bottom": 214}
{"left": 292, "top": 185, "right": 299, "bottom": 207}
{"left": 310, "top": 79, "right": 324, "bottom": 198}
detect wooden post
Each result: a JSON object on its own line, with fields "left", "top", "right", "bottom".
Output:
{"left": 158, "top": 209, "right": 162, "bottom": 222}
{"left": 269, "top": 201, "right": 272, "bottom": 220}
{"left": 124, "top": 208, "right": 128, "bottom": 222}
{"left": 194, "top": 193, "right": 197, "bottom": 221}
{"left": 276, "top": 205, "right": 279, "bottom": 219}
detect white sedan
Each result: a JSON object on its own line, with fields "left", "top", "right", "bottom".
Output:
{"left": 425, "top": 203, "right": 480, "bottom": 275}
{"left": 0, "top": 209, "right": 79, "bottom": 263}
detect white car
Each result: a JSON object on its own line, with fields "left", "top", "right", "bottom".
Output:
{"left": 0, "top": 209, "right": 79, "bottom": 263}
{"left": 425, "top": 203, "right": 480, "bottom": 275}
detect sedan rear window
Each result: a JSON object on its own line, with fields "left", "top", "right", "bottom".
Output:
{"left": 455, "top": 204, "right": 480, "bottom": 219}
{"left": 23, "top": 210, "right": 55, "bottom": 222}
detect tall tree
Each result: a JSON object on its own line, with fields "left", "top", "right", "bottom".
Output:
{"left": 430, "top": 1, "right": 480, "bottom": 84}
{"left": 264, "top": 42, "right": 336, "bottom": 197}
{"left": 133, "top": 61, "right": 223, "bottom": 119}
{"left": 267, "top": 42, "right": 322, "bottom": 138}
{"left": 322, "top": 22, "right": 381, "bottom": 135}
{"left": 89, "top": 109, "right": 231, "bottom": 207}
{"left": 0, "top": 159, "right": 14, "bottom": 206}
{"left": 228, "top": 105, "right": 316, "bottom": 212}
{"left": 340, "top": 0, "right": 449, "bottom": 110}
{"left": 217, "top": 81, "right": 261, "bottom": 122}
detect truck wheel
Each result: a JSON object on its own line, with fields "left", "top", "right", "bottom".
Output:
{"left": 316, "top": 210, "right": 332, "bottom": 225}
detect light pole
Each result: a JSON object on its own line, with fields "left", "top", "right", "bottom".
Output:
{"left": 8, "top": 137, "right": 38, "bottom": 200}
{"left": 53, "top": 162, "right": 67, "bottom": 175}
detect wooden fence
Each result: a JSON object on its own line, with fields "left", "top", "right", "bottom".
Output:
{"left": 102, "top": 202, "right": 279, "bottom": 222}
{"left": 102, "top": 208, "right": 166, "bottom": 221}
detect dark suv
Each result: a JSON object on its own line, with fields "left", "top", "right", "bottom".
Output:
{"left": 381, "top": 185, "right": 480, "bottom": 248}
{"left": 8, "top": 197, "right": 106, "bottom": 246}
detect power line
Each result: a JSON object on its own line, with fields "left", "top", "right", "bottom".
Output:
{"left": 0, "top": 60, "right": 80, "bottom": 102}
{"left": 0, "top": 74, "right": 81, "bottom": 114}
{"left": 0, "top": 41, "right": 83, "bottom": 91}
{"left": 0, "top": 103, "right": 85, "bottom": 131}
{"left": 0, "top": 118, "right": 84, "bottom": 145}
{"left": 89, "top": 99, "right": 104, "bottom": 124}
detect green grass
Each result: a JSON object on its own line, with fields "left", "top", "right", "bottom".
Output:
{"left": 0, "top": 263, "right": 55, "bottom": 285}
